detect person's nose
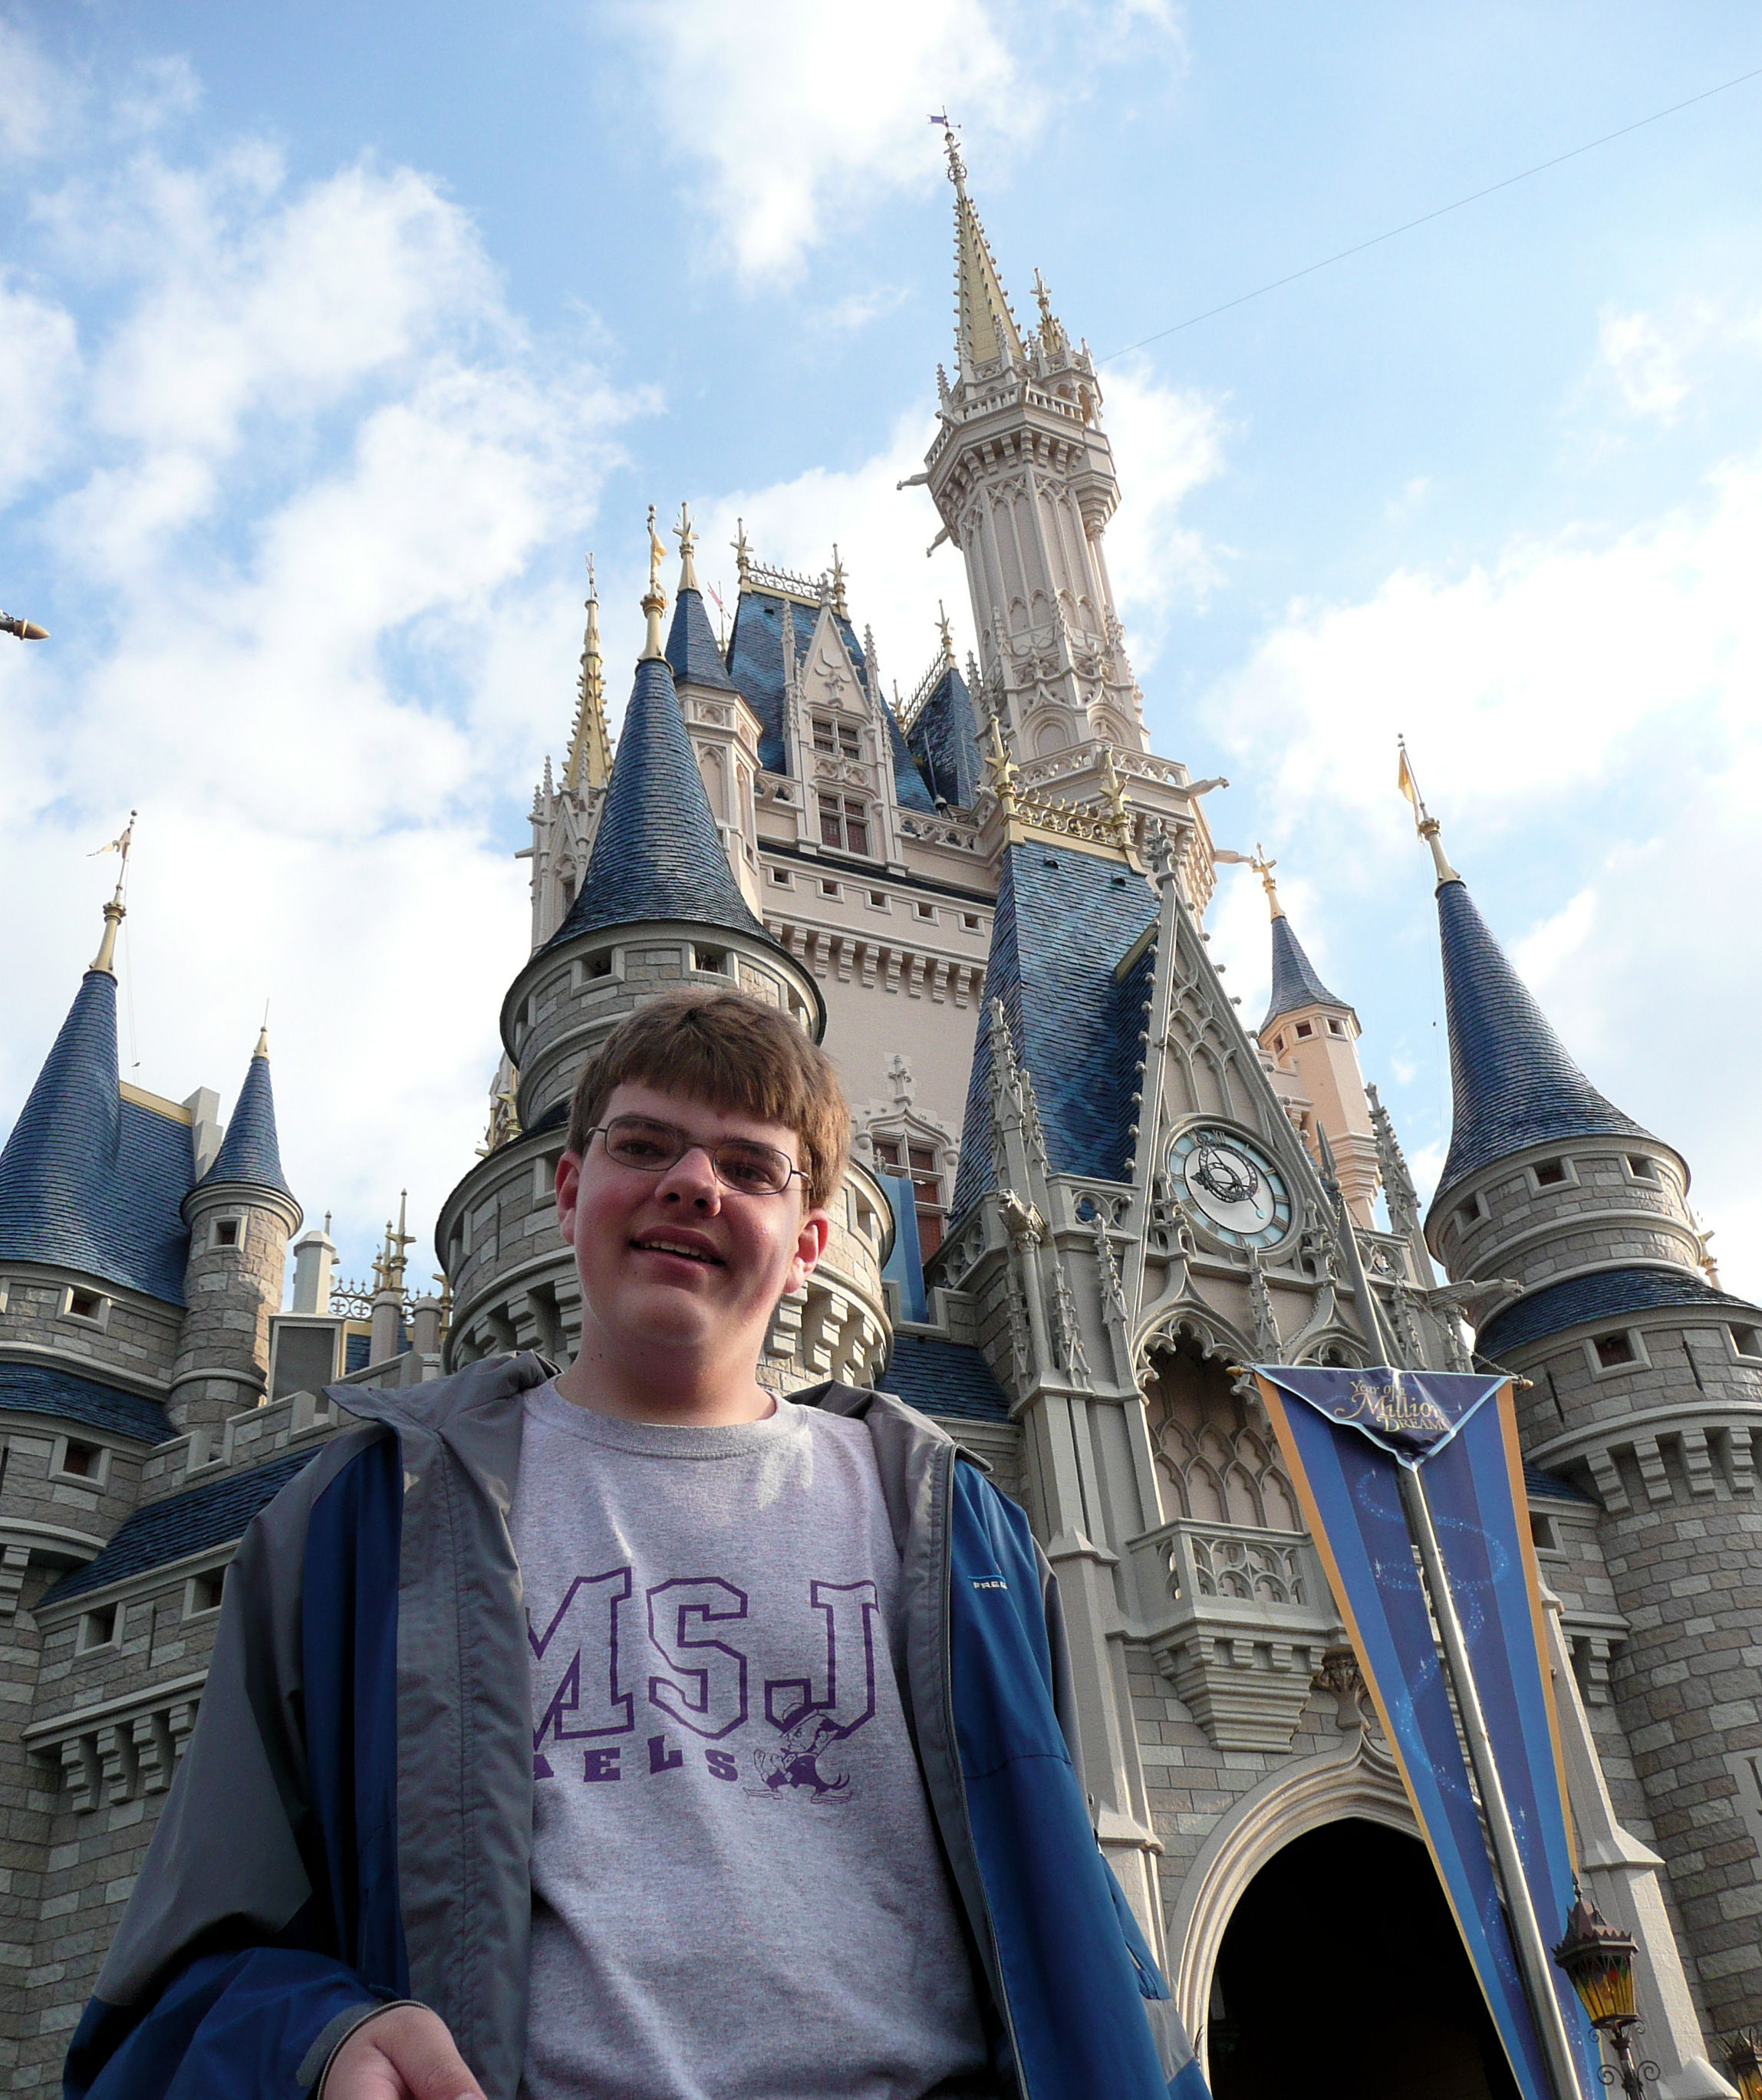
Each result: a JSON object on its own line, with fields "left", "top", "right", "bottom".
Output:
{"left": 655, "top": 1142, "right": 722, "bottom": 1209}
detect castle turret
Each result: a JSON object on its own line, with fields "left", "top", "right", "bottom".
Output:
{"left": 1250, "top": 855, "right": 1381, "bottom": 1229}
{"left": 438, "top": 536, "right": 888, "bottom": 1394}
{"left": 1421, "top": 821, "right": 1762, "bottom": 2042}
{"left": 171, "top": 1029, "right": 301, "bottom": 1430}
{"left": 921, "top": 130, "right": 1149, "bottom": 762}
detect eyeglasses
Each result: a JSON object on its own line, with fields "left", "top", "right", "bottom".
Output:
{"left": 586, "top": 1115, "right": 804, "bottom": 1196}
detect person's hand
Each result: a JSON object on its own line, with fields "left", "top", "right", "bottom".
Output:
{"left": 321, "top": 2004, "right": 485, "bottom": 2099}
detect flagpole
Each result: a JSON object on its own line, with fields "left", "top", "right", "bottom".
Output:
{"left": 1398, "top": 1462, "right": 1589, "bottom": 2100}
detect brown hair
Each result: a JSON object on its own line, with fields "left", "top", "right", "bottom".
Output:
{"left": 565, "top": 989, "right": 850, "bottom": 1209}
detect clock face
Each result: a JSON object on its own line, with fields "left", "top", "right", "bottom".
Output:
{"left": 1168, "top": 1125, "right": 1292, "bottom": 1250}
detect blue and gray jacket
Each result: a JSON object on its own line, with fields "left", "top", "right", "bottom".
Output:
{"left": 64, "top": 1354, "right": 1208, "bottom": 2100}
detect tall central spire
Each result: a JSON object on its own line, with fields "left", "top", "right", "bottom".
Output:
{"left": 944, "top": 127, "right": 1023, "bottom": 381}
{"left": 565, "top": 557, "right": 612, "bottom": 796}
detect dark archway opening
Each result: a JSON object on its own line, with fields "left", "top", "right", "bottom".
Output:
{"left": 1207, "top": 1818, "right": 1523, "bottom": 2100}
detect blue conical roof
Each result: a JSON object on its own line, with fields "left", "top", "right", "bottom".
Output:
{"left": 0, "top": 968, "right": 193, "bottom": 1302}
{"left": 197, "top": 1047, "right": 293, "bottom": 1199}
{"left": 545, "top": 654, "right": 768, "bottom": 949}
{"left": 1433, "top": 877, "right": 1649, "bottom": 1205}
{"left": 665, "top": 587, "right": 737, "bottom": 693}
{"left": 1261, "top": 913, "right": 1349, "bottom": 1032}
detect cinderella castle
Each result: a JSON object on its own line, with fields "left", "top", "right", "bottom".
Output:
{"left": 2, "top": 136, "right": 1760, "bottom": 2098}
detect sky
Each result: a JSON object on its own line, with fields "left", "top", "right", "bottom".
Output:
{"left": 2, "top": 3, "right": 1759, "bottom": 1308}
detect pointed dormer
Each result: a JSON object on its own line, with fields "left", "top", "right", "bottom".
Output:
{"left": 1247, "top": 854, "right": 1379, "bottom": 1229}
{"left": 565, "top": 558, "right": 613, "bottom": 798}
{"left": 530, "top": 555, "right": 608, "bottom": 950}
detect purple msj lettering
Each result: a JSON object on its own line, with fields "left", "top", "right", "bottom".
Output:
{"left": 763, "top": 1578, "right": 881, "bottom": 1737}
{"left": 581, "top": 1747, "right": 621, "bottom": 1782}
{"left": 705, "top": 1749, "right": 739, "bottom": 1782}
{"left": 647, "top": 1577, "right": 749, "bottom": 1740}
{"left": 529, "top": 1566, "right": 635, "bottom": 1758}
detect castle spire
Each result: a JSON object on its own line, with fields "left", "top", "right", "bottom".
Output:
{"left": 674, "top": 501, "right": 699, "bottom": 595}
{"left": 944, "top": 123, "right": 1024, "bottom": 380}
{"left": 88, "top": 811, "right": 135, "bottom": 975}
{"left": 1397, "top": 737, "right": 1459, "bottom": 885}
{"left": 194, "top": 1026, "right": 295, "bottom": 1200}
{"left": 665, "top": 508, "right": 738, "bottom": 694}
{"left": 1431, "top": 862, "right": 1649, "bottom": 1206}
{"left": 565, "top": 556, "right": 612, "bottom": 795}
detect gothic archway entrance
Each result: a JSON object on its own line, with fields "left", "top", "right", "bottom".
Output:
{"left": 1207, "top": 1818, "right": 1520, "bottom": 2100}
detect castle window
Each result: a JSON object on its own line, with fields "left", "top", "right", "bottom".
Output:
{"left": 1530, "top": 1513, "right": 1560, "bottom": 1552}
{"left": 812, "top": 716, "right": 861, "bottom": 761}
{"left": 872, "top": 1137, "right": 946, "bottom": 1259}
{"left": 1460, "top": 1192, "right": 1487, "bottom": 1225}
{"left": 1625, "top": 1154, "right": 1656, "bottom": 1183}
{"left": 58, "top": 1440, "right": 100, "bottom": 1480}
{"left": 61, "top": 1286, "right": 109, "bottom": 1327}
{"left": 1294, "top": 1021, "right": 1313, "bottom": 1039}
{"left": 693, "top": 947, "right": 725, "bottom": 975}
{"left": 868, "top": 890, "right": 888, "bottom": 910}
{"left": 212, "top": 1218, "right": 239, "bottom": 1249}
{"left": 186, "top": 1569, "right": 226, "bottom": 1618}
{"left": 821, "top": 880, "right": 840, "bottom": 900}
{"left": 770, "top": 867, "right": 791, "bottom": 885}
{"left": 963, "top": 913, "right": 980, "bottom": 932}
{"left": 818, "top": 796, "right": 870, "bottom": 856}
{"left": 586, "top": 950, "right": 613, "bottom": 979}
{"left": 77, "top": 1604, "right": 118, "bottom": 1654}
{"left": 1533, "top": 1159, "right": 1568, "bottom": 1187}
{"left": 1327, "top": 1019, "right": 1345, "bottom": 1035}
{"left": 916, "top": 903, "right": 935, "bottom": 923}
{"left": 1592, "top": 1332, "right": 1636, "bottom": 1370}
{"left": 1273, "top": 1034, "right": 1285, "bottom": 1054}
{"left": 1731, "top": 1325, "right": 1762, "bottom": 1362}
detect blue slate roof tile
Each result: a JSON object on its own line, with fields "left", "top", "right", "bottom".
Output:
{"left": 196, "top": 1049, "right": 292, "bottom": 1200}
{"left": 879, "top": 1335, "right": 1010, "bottom": 1423}
{"left": 0, "top": 1361, "right": 174, "bottom": 1443}
{"left": 953, "top": 843, "right": 1158, "bottom": 1218}
{"left": 41, "top": 1445, "right": 321, "bottom": 1605}
{"left": 883, "top": 695, "right": 938, "bottom": 815}
{"left": 0, "top": 969, "right": 192, "bottom": 1304}
{"left": 1261, "top": 914, "right": 1349, "bottom": 1032}
{"left": 1477, "top": 1265, "right": 1760, "bottom": 1360}
{"left": 664, "top": 587, "right": 737, "bottom": 693}
{"left": 1433, "top": 879, "right": 1649, "bottom": 1207}
{"left": 545, "top": 654, "right": 768, "bottom": 950}
{"left": 906, "top": 663, "right": 985, "bottom": 810}
{"left": 726, "top": 590, "right": 813, "bottom": 774}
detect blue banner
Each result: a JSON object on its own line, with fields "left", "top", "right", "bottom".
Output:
{"left": 1255, "top": 1367, "right": 1596, "bottom": 2100}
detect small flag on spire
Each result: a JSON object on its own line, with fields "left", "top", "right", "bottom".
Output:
{"left": 1395, "top": 739, "right": 1428, "bottom": 827}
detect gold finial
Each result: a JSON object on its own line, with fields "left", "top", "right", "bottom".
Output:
{"left": 829, "top": 543, "right": 848, "bottom": 619}
{"left": 1101, "top": 746, "right": 1135, "bottom": 848}
{"left": 674, "top": 501, "right": 699, "bottom": 594}
{"left": 936, "top": 600, "right": 955, "bottom": 667}
{"left": 732, "top": 516, "right": 750, "bottom": 584}
{"left": 984, "top": 713, "right": 1018, "bottom": 818}
{"left": 567, "top": 555, "right": 612, "bottom": 793}
{"left": 1253, "top": 844, "right": 1283, "bottom": 920}
{"left": 1396, "top": 736, "right": 1459, "bottom": 884}
{"left": 641, "top": 505, "right": 667, "bottom": 660}
{"left": 87, "top": 809, "right": 136, "bottom": 974}
{"left": 384, "top": 1189, "right": 414, "bottom": 1296}
{"left": 255, "top": 999, "right": 271, "bottom": 1059}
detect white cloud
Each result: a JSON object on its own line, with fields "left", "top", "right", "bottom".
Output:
{"left": 0, "top": 16, "right": 75, "bottom": 159}
{"left": 0, "top": 110, "right": 645, "bottom": 1288}
{"left": 610, "top": 0, "right": 1182, "bottom": 285}
{"left": 1095, "top": 362, "right": 1226, "bottom": 660}
{"left": 0, "top": 274, "right": 79, "bottom": 508}
{"left": 1200, "top": 448, "right": 1762, "bottom": 1296}
{"left": 1594, "top": 296, "right": 1762, "bottom": 426}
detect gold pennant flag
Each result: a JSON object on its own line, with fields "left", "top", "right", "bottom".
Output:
{"left": 1396, "top": 745, "right": 1419, "bottom": 810}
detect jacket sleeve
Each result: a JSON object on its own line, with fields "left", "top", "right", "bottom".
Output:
{"left": 64, "top": 1431, "right": 397, "bottom": 2099}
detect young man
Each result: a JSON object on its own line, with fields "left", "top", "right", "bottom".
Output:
{"left": 66, "top": 989, "right": 1204, "bottom": 2100}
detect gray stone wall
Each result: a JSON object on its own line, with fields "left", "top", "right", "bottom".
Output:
{"left": 0, "top": 1267, "right": 179, "bottom": 1397}
{"left": 170, "top": 1190, "right": 298, "bottom": 1431}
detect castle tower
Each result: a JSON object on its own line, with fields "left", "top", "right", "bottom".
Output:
{"left": 1422, "top": 827, "right": 1762, "bottom": 2040}
{"left": 439, "top": 541, "right": 891, "bottom": 1393}
{"left": 170, "top": 1030, "right": 302, "bottom": 1431}
{"left": 920, "top": 130, "right": 1150, "bottom": 764}
{"left": 1250, "top": 857, "right": 1381, "bottom": 1229}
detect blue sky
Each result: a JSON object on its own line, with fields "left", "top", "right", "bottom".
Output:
{"left": 2, "top": 3, "right": 1760, "bottom": 1305}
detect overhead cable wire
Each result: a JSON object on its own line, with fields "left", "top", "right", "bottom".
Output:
{"left": 1098, "top": 62, "right": 1762, "bottom": 362}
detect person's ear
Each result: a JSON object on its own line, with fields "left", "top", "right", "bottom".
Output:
{"left": 555, "top": 1151, "right": 583, "bottom": 1244}
{"left": 783, "top": 1204, "right": 832, "bottom": 1296}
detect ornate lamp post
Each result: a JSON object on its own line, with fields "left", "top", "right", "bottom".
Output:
{"left": 1553, "top": 1893, "right": 1659, "bottom": 2098}
{"left": 1725, "top": 2029, "right": 1762, "bottom": 2100}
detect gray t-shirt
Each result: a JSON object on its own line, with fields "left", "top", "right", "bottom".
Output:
{"left": 510, "top": 1381, "right": 988, "bottom": 2100}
